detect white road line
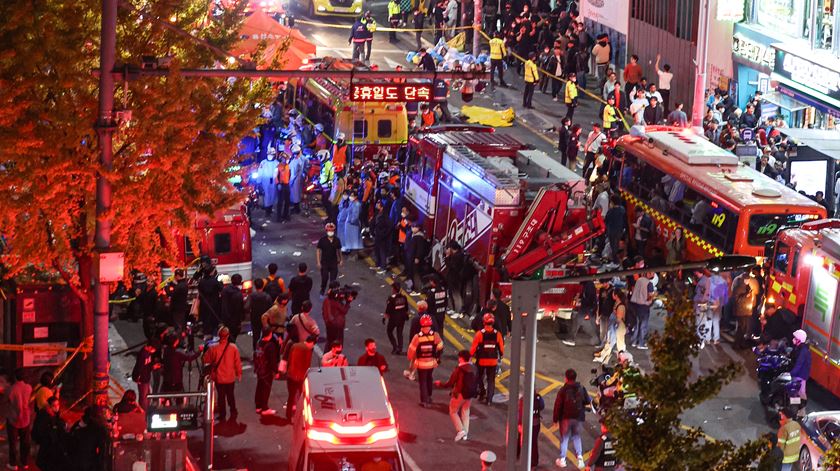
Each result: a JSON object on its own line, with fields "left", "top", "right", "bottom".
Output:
{"left": 310, "top": 33, "right": 330, "bottom": 46}
{"left": 402, "top": 448, "right": 423, "bottom": 471}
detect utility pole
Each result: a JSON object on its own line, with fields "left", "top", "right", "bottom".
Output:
{"left": 92, "top": 0, "right": 118, "bottom": 406}
{"left": 473, "top": 0, "right": 482, "bottom": 57}
{"left": 690, "top": 0, "right": 711, "bottom": 129}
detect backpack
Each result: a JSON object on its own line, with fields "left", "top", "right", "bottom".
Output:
{"left": 264, "top": 277, "right": 283, "bottom": 301}
{"left": 461, "top": 364, "right": 479, "bottom": 399}
{"left": 562, "top": 383, "right": 585, "bottom": 419}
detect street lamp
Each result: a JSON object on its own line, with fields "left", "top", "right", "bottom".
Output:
{"left": 506, "top": 255, "right": 757, "bottom": 471}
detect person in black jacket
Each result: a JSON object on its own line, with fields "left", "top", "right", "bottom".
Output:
{"left": 417, "top": 48, "right": 437, "bottom": 72}
{"left": 490, "top": 287, "right": 511, "bottom": 337}
{"left": 643, "top": 96, "right": 664, "bottom": 125}
{"left": 287, "top": 263, "right": 313, "bottom": 315}
{"left": 556, "top": 117, "right": 571, "bottom": 167}
{"left": 404, "top": 222, "right": 430, "bottom": 293}
{"left": 384, "top": 282, "right": 410, "bottom": 354}
{"left": 32, "top": 396, "right": 71, "bottom": 470}
{"left": 166, "top": 269, "right": 189, "bottom": 329}
{"left": 198, "top": 268, "right": 223, "bottom": 337}
{"left": 433, "top": 349, "right": 477, "bottom": 441}
{"left": 254, "top": 329, "right": 282, "bottom": 415}
{"left": 552, "top": 369, "right": 591, "bottom": 468}
{"left": 373, "top": 200, "right": 393, "bottom": 271}
{"left": 444, "top": 241, "right": 466, "bottom": 315}
{"left": 562, "top": 279, "right": 598, "bottom": 346}
{"left": 221, "top": 274, "right": 245, "bottom": 342}
{"left": 70, "top": 406, "right": 112, "bottom": 471}
{"left": 161, "top": 333, "right": 202, "bottom": 393}
{"left": 246, "top": 278, "right": 274, "bottom": 353}
{"left": 131, "top": 340, "right": 160, "bottom": 410}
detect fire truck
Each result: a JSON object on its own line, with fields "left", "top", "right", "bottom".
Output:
{"left": 403, "top": 130, "right": 605, "bottom": 318}
{"left": 766, "top": 219, "right": 840, "bottom": 398}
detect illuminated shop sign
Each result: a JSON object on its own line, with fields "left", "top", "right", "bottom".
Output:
{"left": 774, "top": 49, "right": 840, "bottom": 103}
{"left": 349, "top": 83, "right": 433, "bottom": 102}
{"left": 732, "top": 33, "right": 775, "bottom": 70}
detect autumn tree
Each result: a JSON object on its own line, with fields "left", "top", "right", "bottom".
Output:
{"left": 0, "top": 0, "right": 276, "bottom": 387}
{"left": 606, "top": 288, "right": 770, "bottom": 470}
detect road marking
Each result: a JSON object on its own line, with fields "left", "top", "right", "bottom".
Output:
{"left": 402, "top": 449, "right": 423, "bottom": 471}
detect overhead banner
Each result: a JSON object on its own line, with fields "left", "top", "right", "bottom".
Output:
{"left": 580, "top": 0, "right": 630, "bottom": 36}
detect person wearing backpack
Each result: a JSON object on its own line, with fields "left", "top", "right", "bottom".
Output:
{"left": 552, "top": 368, "right": 591, "bottom": 469}
{"left": 285, "top": 300, "right": 320, "bottom": 345}
{"left": 203, "top": 326, "right": 242, "bottom": 422}
{"left": 434, "top": 350, "right": 477, "bottom": 441}
{"left": 264, "top": 262, "right": 286, "bottom": 302}
{"left": 470, "top": 313, "right": 504, "bottom": 405}
{"left": 254, "top": 329, "right": 282, "bottom": 416}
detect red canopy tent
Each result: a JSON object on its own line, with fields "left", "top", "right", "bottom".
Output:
{"left": 230, "top": 11, "right": 316, "bottom": 70}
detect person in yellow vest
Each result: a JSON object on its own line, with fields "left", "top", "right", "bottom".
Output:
{"left": 602, "top": 94, "right": 618, "bottom": 138}
{"left": 564, "top": 72, "right": 579, "bottom": 121}
{"left": 388, "top": 0, "right": 401, "bottom": 43}
{"left": 523, "top": 51, "right": 539, "bottom": 109}
{"left": 489, "top": 32, "right": 508, "bottom": 90}
{"left": 276, "top": 154, "right": 292, "bottom": 222}
{"left": 777, "top": 409, "right": 801, "bottom": 471}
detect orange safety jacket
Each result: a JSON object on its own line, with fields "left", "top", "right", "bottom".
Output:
{"left": 470, "top": 328, "right": 504, "bottom": 366}
{"left": 397, "top": 218, "right": 409, "bottom": 243}
{"left": 277, "top": 163, "right": 290, "bottom": 185}
{"left": 333, "top": 144, "right": 348, "bottom": 171}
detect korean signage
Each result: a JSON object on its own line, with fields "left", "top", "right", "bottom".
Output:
{"left": 774, "top": 49, "right": 840, "bottom": 103}
{"left": 349, "top": 83, "right": 432, "bottom": 102}
{"left": 716, "top": 0, "right": 744, "bottom": 21}
{"left": 732, "top": 33, "right": 775, "bottom": 71}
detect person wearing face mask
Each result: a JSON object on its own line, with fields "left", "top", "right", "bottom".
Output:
{"left": 276, "top": 153, "right": 291, "bottom": 222}
{"left": 344, "top": 190, "right": 363, "bottom": 252}
{"left": 288, "top": 145, "right": 304, "bottom": 215}
{"left": 336, "top": 192, "right": 350, "bottom": 252}
{"left": 316, "top": 223, "right": 343, "bottom": 296}
{"left": 257, "top": 149, "right": 280, "bottom": 218}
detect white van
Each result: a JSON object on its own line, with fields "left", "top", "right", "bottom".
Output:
{"left": 289, "top": 366, "right": 406, "bottom": 471}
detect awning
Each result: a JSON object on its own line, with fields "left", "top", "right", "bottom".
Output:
{"left": 230, "top": 11, "right": 317, "bottom": 71}
{"left": 780, "top": 127, "right": 840, "bottom": 161}
{"left": 761, "top": 91, "right": 808, "bottom": 112}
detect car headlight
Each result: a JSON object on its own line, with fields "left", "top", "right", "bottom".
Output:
{"left": 317, "top": 5, "right": 327, "bottom": 10}
{"left": 354, "top": 6, "right": 362, "bottom": 12}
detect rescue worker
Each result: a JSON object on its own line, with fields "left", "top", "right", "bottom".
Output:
{"left": 276, "top": 153, "right": 291, "bottom": 222}
{"left": 349, "top": 17, "right": 368, "bottom": 61}
{"left": 470, "top": 313, "right": 504, "bottom": 404}
{"left": 564, "top": 72, "right": 579, "bottom": 121}
{"left": 395, "top": 207, "right": 410, "bottom": 266}
{"left": 489, "top": 32, "right": 508, "bottom": 89}
{"left": 362, "top": 11, "right": 376, "bottom": 62}
{"left": 257, "top": 149, "right": 279, "bottom": 218}
{"left": 480, "top": 450, "right": 497, "bottom": 470}
{"left": 585, "top": 421, "right": 619, "bottom": 471}
{"left": 288, "top": 145, "right": 304, "bottom": 215}
{"left": 777, "top": 408, "right": 801, "bottom": 471}
{"left": 523, "top": 51, "right": 539, "bottom": 109}
{"left": 319, "top": 149, "right": 334, "bottom": 212}
{"left": 384, "top": 282, "right": 409, "bottom": 354}
{"left": 388, "top": 0, "right": 401, "bottom": 42}
{"left": 407, "top": 314, "right": 444, "bottom": 408}
{"left": 602, "top": 95, "right": 618, "bottom": 138}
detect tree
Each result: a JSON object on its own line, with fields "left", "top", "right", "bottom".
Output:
{"left": 606, "top": 290, "right": 769, "bottom": 470}
{"left": 0, "top": 0, "right": 275, "bottom": 388}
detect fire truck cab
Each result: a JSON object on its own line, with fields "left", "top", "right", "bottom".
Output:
{"left": 767, "top": 219, "right": 840, "bottom": 398}
{"left": 289, "top": 366, "right": 404, "bottom": 471}
{"left": 403, "top": 130, "right": 605, "bottom": 318}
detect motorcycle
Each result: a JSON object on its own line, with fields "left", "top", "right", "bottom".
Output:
{"left": 755, "top": 346, "right": 806, "bottom": 421}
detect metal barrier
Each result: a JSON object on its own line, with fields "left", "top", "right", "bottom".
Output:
{"left": 135, "top": 380, "right": 215, "bottom": 471}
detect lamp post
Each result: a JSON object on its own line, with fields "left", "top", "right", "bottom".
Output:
{"left": 507, "top": 255, "right": 756, "bottom": 470}
{"left": 691, "top": 0, "right": 712, "bottom": 129}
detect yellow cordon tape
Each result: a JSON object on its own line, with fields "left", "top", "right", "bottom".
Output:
{"left": 108, "top": 256, "right": 203, "bottom": 305}
{"left": 294, "top": 18, "right": 476, "bottom": 33}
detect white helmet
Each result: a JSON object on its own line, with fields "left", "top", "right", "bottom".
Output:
{"left": 793, "top": 329, "right": 807, "bottom": 344}
{"left": 291, "top": 144, "right": 302, "bottom": 153}
{"left": 314, "top": 123, "right": 324, "bottom": 132}
{"left": 336, "top": 132, "right": 346, "bottom": 140}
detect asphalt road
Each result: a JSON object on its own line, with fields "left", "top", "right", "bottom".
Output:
{"left": 106, "top": 11, "right": 840, "bottom": 471}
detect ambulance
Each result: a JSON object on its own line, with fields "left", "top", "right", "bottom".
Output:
{"left": 289, "top": 366, "right": 405, "bottom": 471}
{"left": 766, "top": 219, "right": 840, "bottom": 398}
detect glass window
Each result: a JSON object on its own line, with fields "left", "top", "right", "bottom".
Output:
{"left": 213, "top": 233, "right": 232, "bottom": 255}
{"left": 792, "top": 249, "right": 800, "bottom": 276}
{"left": 755, "top": 0, "right": 809, "bottom": 39}
{"left": 353, "top": 119, "right": 367, "bottom": 139}
{"left": 307, "top": 451, "right": 402, "bottom": 471}
{"left": 421, "top": 157, "right": 435, "bottom": 184}
{"left": 747, "top": 213, "right": 820, "bottom": 247}
{"left": 774, "top": 242, "right": 790, "bottom": 273}
{"left": 377, "top": 120, "right": 393, "bottom": 138}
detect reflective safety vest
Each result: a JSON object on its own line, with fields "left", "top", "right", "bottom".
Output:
{"left": 524, "top": 60, "right": 539, "bottom": 83}
{"left": 319, "top": 160, "right": 334, "bottom": 186}
{"left": 388, "top": 1, "right": 401, "bottom": 18}
{"left": 779, "top": 420, "right": 801, "bottom": 464}
{"left": 565, "top": 81, "right": 578, "bottom": 104}
{"left": 397, "top": 218, "right": 408, "bottom": 243}
{"left": 332, "top": 143, "right": 347, "bottom": 171}
{"left": 429, "top": 287, "right": 447, "bottom": 314}
{"left": 592, "top": 433, "right": 618, "bottom": 469}
{"left": 364, "top": 18, "right": 377, "bottom": 34}
{"left": 602, "top": 104, "right": 617, "bottom": 130}
{"left": 489, "top": 38, "right": 506, "bottom": 60}
{"left": 417, "top": 332, "right": 437, "bottom": 359}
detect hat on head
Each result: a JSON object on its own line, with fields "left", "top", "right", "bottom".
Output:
{"left": 793, "top": 329, "right": 807, "bottom": 343}
{"left": 315, "top": 123, "right": 324, "bottom": 132}
{"left": 336, "top": 132, "right": 346, "bottom": 140}
{"left": 480, "top": 451, "right": 497, "bottom": 464}
{"left": 291, "top": 144, "right": 302, "bottom": 153}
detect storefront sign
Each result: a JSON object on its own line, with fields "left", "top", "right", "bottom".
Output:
{"left": 717, "top": 1, "right": 744, "bottom": 21}
{"left": 774, "top": 49, "right": 840, "bottom": 103}
{"left": 349, "top": 83, "right": 432, "bottom": 102}
{"left": 732, "top": 33, "right": 775, "bottom": 70}
{"left": 580, "top": 0, "right": 629, "bottom": 35}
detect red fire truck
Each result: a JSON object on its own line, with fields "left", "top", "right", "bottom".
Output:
{"left": 162, "top": 205, "right": 253, "bottom": 288}
{"left": 766, "top": 219, "right": 840, "bottom": 398}
{"left": 403, "top": 130, "right": 605, "bottom": 318}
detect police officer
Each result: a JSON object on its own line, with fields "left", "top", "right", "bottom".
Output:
{"left": 421, "top": 274, "right": 447, "bottom": 334}
{"left": 407, "top": 314, "right": 443, "bottom": 407}
{"left": 349, "top": 16, "right": 368, "bottom": 61}
{"left": 361, "top": 11, "right": 376, "bottom": 62}
{"left": 383, "top": 282, "right": 409, "bottom": 354}
{"left": 585, "top": 421, "right": 619, "bottom": 471}
{"left": 469, "top": 313, "right": 504, "bottom": 405}
{"left": 387, "top": 0, "right": 401, "bottom": 42}
{"left": 488, "top": 32, "right": 507, "bottom": 90}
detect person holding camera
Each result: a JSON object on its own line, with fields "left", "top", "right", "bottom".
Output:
{"left": 321, "top": 341, "right": 349, "bottom": 367}
{"left": 161, "top": 332, "right": 202, "bottom": 394}
{"left": 323, "top": 281, "right": 354, "bottom": 348}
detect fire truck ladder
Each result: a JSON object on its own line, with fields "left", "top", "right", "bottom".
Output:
{"left": 501, "top": 185, "right": 605, "bottom": 278}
